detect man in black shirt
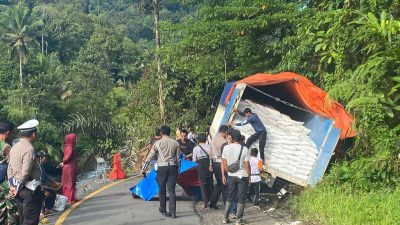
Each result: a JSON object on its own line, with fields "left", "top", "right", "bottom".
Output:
{"left": 177, "top": 129, "right": 195, "bottom": 160}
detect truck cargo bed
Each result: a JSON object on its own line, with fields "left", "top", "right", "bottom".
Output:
{"left": 211, "top": 82, "right": 342, "bottom": 186}
{"left": 265, "top": 166, "right": 308, "bottom": 187}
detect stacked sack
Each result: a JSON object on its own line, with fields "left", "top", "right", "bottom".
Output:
{"left": 232, "top": 99, "right": 318, "bottom": 182}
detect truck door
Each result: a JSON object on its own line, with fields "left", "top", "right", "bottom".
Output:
{"left": 307, "top": 118, "right": 341, "bottom": 186}
{"left": 220, "top": 83, "right": 246, "bottom": 126}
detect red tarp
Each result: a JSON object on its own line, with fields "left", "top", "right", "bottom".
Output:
{"left": 225, "top": 72, "right": 355, "bottom": 139}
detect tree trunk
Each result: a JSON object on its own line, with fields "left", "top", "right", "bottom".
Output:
{"left": 19, "top": 54, "right": 23, "bottom": 114}
{"left": 42, "top": 33, "right": 44, "bottom": 55}
{"left": 19, "top": 54, "right": 23, "bottom": 88}
{"left": 220, "top": 50, "right": 227, "bottom": 84}
{"left": 42, "top": 8, "right": 45, "bottom": 55}
{"left": 153, "top": 0, "right": 165, "bottom": 124}
{"left": 318, "top": 63, "right": 324, "bottom": 89}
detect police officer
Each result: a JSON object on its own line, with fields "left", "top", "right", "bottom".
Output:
{"left": 141, "top": 125, "right": 180, "bottom": 218}
{"left": 8, "top": 119, "right": 44, "bottom": 225}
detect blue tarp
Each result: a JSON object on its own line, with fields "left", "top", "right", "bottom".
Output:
{"left": 179, "top": 160, "right": 197, "bottom": 173}
{"left": 130, "top": 159, "right": 197, "bottom": 201}
{"left": 129, "top": 169, "right": 159, "bottom": 201}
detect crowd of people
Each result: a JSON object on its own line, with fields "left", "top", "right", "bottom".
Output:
{"left": 0, "top": 106, "right": 265, "bottom": 225}
{"left": 141, "top": 107, "right": 266, "bottom": 225}
{"left": 0, "top": 119, "right": 79, "bottom": 225}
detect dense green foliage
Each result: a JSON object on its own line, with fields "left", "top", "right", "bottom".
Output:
{"left": 0, "top": 0, "right": 399, "bottom": 222}
{"left": 0, "top": 0, "right": 195, "bottom": 168}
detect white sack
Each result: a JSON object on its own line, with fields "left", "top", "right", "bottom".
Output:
{"left": 232, "top": 99, "right": 319, "bottom": 183}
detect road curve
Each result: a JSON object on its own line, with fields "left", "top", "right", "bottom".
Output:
{"left": 59, "top": 177, "right": 201, "bottom": 225}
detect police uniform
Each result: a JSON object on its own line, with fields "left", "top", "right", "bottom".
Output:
{"left": 7, "top": 120, "right": 43, "bottom": 225}
{"left": 144, "top": 135, "right": 180, "bottom": 217}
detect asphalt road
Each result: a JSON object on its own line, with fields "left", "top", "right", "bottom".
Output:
{"left": 61, "top": 178, "right": 201, "bottom": 225}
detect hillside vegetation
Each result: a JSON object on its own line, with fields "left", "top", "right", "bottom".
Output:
{"left": 0, "top": 1, "right": 399, "bottom": 224}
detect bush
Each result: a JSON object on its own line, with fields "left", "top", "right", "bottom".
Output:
{"left": 292, "top": 184, "right": 400, "bottom": 225}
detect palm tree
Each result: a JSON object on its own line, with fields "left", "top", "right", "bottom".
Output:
{"left": 0, "top": 1, "right": 42, "bottom": 88}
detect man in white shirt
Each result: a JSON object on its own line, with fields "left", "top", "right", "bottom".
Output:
{"left": 188, "top": 128, "right": 196, "bottom": 143}
{"left": 221, "top": 129, "right": 250, "bottom": 225}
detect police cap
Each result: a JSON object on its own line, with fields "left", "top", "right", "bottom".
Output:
{"left": 17, "top": 119, "right": 39, "bottom": 134}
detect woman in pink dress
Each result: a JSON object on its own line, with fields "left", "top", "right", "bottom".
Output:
{"left": 60, "top": 133, "right": 78, "bottom": 203}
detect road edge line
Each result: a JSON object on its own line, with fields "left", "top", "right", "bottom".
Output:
{"left": 55, "top": 176, "right": 135, "bottom": 225}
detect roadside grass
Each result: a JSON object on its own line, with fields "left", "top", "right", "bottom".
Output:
{"left": 292, "top": 184, "right": 400, "bottom": 225}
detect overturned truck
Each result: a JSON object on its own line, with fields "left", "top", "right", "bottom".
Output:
{"left": 210, "top": 72, "right": 355, "bottom": 187}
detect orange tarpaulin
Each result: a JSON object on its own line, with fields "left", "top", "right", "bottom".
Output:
{"left": 226, "top": 72, "right": 355, "bottom": 139}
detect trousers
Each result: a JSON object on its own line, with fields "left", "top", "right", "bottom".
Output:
{"left": 197, "top": 158, "right": 213, "bottom": 205}
{"left": 157, "top": 165, "right": 178, "bottom": 214}
{"left": 246, "top": 130, "right": 267, "bottom": 161}
{"left": 249, "top": 181, "right": 260, "bottom": 205}
{"left": 209, "top": 162, "right": 227, "bottom": 207}
{"left": 225, "top": 176, "right": 248, "bottom": 220}
{"left": 15, "top": 187, "right": 44, "bottom": 225}
{"left": 226, "top": 176, "right": 248, "bottom": 204}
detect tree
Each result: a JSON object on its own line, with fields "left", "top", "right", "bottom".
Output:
{"left": 153, "top": 0, "right": 166, "bottom": 124}
{"left": 0, "top": 1, "right": 42, "bottom": 88}
{"left": 44, "top": 3, "right": 94, "bottom": 63}
{"left": 140, "top": 0, "right": 194, "bottom": 124}
{"left": 160, "top": 0, "right": 300, "bottom": 123}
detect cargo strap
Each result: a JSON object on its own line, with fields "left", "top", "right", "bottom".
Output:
{"left": 246, "top": 85, "right": 313, "bottom": 114}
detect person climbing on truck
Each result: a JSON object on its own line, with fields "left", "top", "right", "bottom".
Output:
{"left": 230, "top": 107, "right": 267, "bottom": 163}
